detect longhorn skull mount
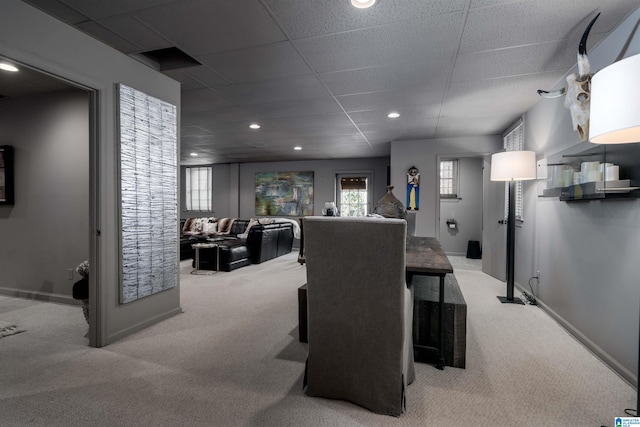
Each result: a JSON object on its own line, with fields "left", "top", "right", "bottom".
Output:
{"left": 537, "top": 13, "right": 600, "bottom": 142}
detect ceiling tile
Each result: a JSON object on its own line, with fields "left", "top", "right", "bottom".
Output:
{"left": 181, "top": 88, "right": 235, "bottom": 113}
{"left": 289, "top": 125, "right": 360, "bottom": 138}
{"left": 442, "top": 71, "right": 567, "bottom": 118}
{"left": 435, "top": 115, "right": 514, "bottom": 139}
{"left": 336, "top": 89, "right": 444, "bottom": 115}
{"left": 460, "top": 0, "right": 618, "bottom": 54}
{"left": 59, "top": 0, "right": 182, "bottom": 20}
{"left": 319, "top": 60, "right": 447, "bottom": 96}
{"left": 268, "top": 113, "right": 354, "bottom": 130}
{"left": 24, "top": 0, "right": 89, "bottom": 24}
{"left": 358, "top": 121, "right": 437, "bottom": 138}
{"left": 180, "top": 66, "right": 231, "bottom": 88}
{"left": 294, "top": 12, "right": 462, "bottom": 73}
{"left": 161, "top": 69, "right": 206, "bottom": 91}
{"left": 452, "top": 40, "right": 581, "bottom": 82}
{"left": 197, "top": 42, "right": 313, "bottom": 84}
{"left": 76, "top": 21, "right": 141, "bottom": 53}
{"left": 213, "top": 75, "right": 330, "bottom": 105}
{"left": 244, "top": 97, "right": 343, "bottom": 119}
{"left": 348, "top": 107, "right": 439, "bottom": 125}
{"left": 97, "top": 15, "right": 172, "bottom": 52}
{"left": 184, "top": 106, "right": 260, "bottom": 127}
{"left": 265, "top": 0, "right": 466, "bottom": 39}
{"left": 133, "top": 0, "right": 286, "bottom": 55}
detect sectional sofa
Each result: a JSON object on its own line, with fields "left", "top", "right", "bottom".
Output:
{"left": 180, "top": 217, "right": 297, "bottom": 271}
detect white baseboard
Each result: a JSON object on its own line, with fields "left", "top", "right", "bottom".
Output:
{"left": 107, "top": 306, "right": 183, "bottom": 345}
{"left": 0, "top": 286, "right": 80, "bottom": 306}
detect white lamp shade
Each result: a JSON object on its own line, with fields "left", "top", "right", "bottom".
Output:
{"left": 590, "top": 53, "right": 640, "bottom": 144}
{"left": 490, "top": 151, "right": 537, "bottom": 181}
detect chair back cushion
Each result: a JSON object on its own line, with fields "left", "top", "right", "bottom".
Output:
{"left": 303, "top": 216, "right": 414, "bottom": 416}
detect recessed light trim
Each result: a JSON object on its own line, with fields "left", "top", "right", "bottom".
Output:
{"left": 0, "top": 63, "right": 18, "bottom": 72}
{"left": 190, "top": 152, "right": 198, "bottom": 156}
{"left": 294, "top": 146, "right": 302, "bottom": 151}
{"left": 249, "top": 123, "right": 261, "bottom": 129}
{"left": 387, "top": 112, "right": 400, "bottom": 118}
{"left": 351, "top": 0, "right": 376, "bottom": 8}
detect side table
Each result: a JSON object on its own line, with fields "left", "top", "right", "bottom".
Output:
{"left": 191, "top": 242, "right": 219, "bottom": 274}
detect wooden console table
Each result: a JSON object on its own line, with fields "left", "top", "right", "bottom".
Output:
{"left": 405, "top": 236, "right": 454, "bottom": 370}
{"left": 298, "top": 236, "right": 454, "bottom": 370}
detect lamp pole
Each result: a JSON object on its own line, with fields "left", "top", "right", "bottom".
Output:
{"left": 498, "top": 180, "right": 524, "bottom": 304}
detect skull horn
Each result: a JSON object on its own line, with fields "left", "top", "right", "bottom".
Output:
{"left": 537, "top": 88, "right": 566, "bottom": 98}
{"left": 537, "top": 13, "right": 600, "bottom": 97}
{"left": 576, "top": 13, "right": 600, "bottom": 80}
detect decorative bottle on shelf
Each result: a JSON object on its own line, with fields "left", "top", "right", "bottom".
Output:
{"left": 373, "top": 186, "right": 407, "bottom": 219}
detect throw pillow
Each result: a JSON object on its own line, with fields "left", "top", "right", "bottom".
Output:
{"left": 203, "top": 222, "right": 218, "bottom": 234}
{"left": 183, "top": 218, "right": 196, "bottom": 234}
{"left": 217, "top": 218, "right": 232, "bottom": 233}
{"left": 244, "top": 218, "right": 260, "bottom": 235}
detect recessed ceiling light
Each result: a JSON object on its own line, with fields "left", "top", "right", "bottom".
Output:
{"left": 249, "top": 123, "right": 261, "bottom": 129}
{"left": 387, "top": 112, "right": 400, "bottom": 118}
{"left": 190, "top": 152, "right": 198, "bottom": 156}
{"left": 351, "top": 0, "right": 376, "bottom": 8}
{"left": 294, "top": 146, "right": 302, "bottom": 150}
{"left": 0, "top": 63, "right": 18, "bottom": 72}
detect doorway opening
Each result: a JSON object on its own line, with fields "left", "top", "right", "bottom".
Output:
{"left": 0, "top": 56, "right": 99, "bottom": 346}
{"left": 436, "top": 155, "right": 484, "bottom": 258}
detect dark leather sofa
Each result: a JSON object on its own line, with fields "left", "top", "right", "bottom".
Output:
{"left": 187, "top": 220, "right": 294, "bottom": 271}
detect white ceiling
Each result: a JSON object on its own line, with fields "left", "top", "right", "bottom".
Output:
{"left": 19, "top": 0, "right": 640, "bottom": 164}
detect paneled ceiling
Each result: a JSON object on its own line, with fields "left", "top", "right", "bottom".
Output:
{"left": 17, "top": 0, "right": 640, "bottom": 164}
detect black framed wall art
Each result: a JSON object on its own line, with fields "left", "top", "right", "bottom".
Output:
{"left": 0, "top": 145, "right": 14, "bottom": 205}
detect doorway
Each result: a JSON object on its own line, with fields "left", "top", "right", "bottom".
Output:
{"left": 0, "top": 56, "right": 98, "bottom": 346}
{"left": 436, "top": 156, "right": 484, "bottom": 257}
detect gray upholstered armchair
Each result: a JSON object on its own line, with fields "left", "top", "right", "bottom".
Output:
{"left": 303, "top": 216, "right": 415, "bottom": 416}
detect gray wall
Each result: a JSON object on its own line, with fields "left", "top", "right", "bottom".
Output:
{"left": 182, "top": 157, "right": 390, "bottom": 221}
{"left": 439, "top": 157, "right": 483, "bottom": 255}
{"left": 239, "top": 157, "right": 389, "bottom": 219}
{"left": 0, "top": 0, "right": 182, "bottom": 346}
{"left": 390, "top": 136, "right": 502, "bottom": 237}
{"left": 0, "top": 90, "right": 89, "bottom": 303}
{"left": 518, "top": 7, "right": 640, "bottom": 384}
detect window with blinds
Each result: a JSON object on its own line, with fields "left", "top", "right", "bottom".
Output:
{"left": 338, "top": 176, "right": 368, "bottom": 217}
{"left": 503, "top": 120, "right": 525, "bottom": 220}
{"left": 185, "top": 166, "right": 212, "bottom": 211}
{"left": 440, "top": 159, "right": 459, "bottom": 198}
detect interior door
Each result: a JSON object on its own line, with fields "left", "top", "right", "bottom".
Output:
{"left": 482, "top": 155, "right": 506, "bottom": 280}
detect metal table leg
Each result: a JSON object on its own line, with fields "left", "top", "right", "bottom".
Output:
{"left": 437, "top": 273, "right": 445, "bottom": 370}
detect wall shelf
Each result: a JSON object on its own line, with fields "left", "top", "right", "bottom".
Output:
{"left": 538, "top": 143, "right": 640, "bottom": 202}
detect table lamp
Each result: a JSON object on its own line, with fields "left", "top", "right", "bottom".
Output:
{"left": 490, "top": 150, "right": 537, "bottom": 304}
{"left": 590, "top": 53, "right": 640, "bottom": 416}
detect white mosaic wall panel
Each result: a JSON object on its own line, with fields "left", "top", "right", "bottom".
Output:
{"left": 119, "top": 84, "right": 178, "bottom": 304}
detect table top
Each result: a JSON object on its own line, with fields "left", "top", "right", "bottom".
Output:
{"left": 191, "top": 242, "right": 218, "bottom": 249}
{"left": 405, "top": 236, "right": 454, "bottom": 275}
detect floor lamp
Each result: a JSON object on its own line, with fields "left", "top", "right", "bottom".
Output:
{"left": 490, "top": 150, "right": 536, "bottom": 304}
{"left": 589, "top": 53, "right": 640, "bottom": 416}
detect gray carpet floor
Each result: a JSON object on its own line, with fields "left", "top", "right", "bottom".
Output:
{"left": 0, "top": 252, "right": 634, "bottom": 426}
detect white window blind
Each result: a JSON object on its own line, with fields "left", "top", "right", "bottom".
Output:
{"left": 185, "top": 166, "right": 212, "bottom": 211}
{"left": 503, "top": 120, "right": 525, "bottom": 220}
{"left": 440, "top": 159, "right": 459, "bottom": 198}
